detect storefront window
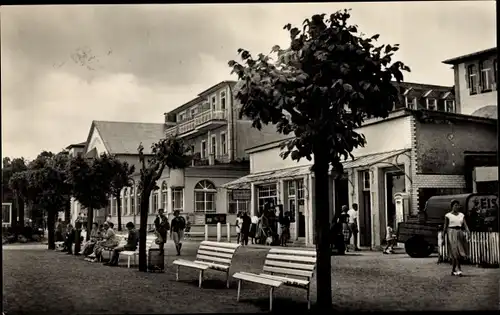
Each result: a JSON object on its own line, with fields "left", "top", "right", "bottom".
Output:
{"left": 194, "top": 180, "right": 216, "bottom": 213}
{"left": 228, "top": 189, "right": 250, "bottom": 214}
{"left": 257, "top": 183, "right": 277, "bottom": 213}
{"left": 287, "top": 179, "right": 304, "bottom": 222}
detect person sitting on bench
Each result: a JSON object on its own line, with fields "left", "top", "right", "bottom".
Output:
{"left": 104, "top": 222, "right": 139, "bottom": 266}
{"left": 79, "top": 222, "right": 101, "bottom": 256}
{"left": 87, "top": 222, "right": 119, "bottom": 262}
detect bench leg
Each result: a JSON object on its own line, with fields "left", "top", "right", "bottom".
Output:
{"left": 226, "top": 271, "right": 230, "bottom": 289}
{"left": 176, "top": 265, "right": 180, "bottom": 281}
{"left": 127, "top": 257, "right": 131, "bottom": 269}
{"left": 134, "top": 255, "right": 137, "bottom": 267}
{"left": 269, "top": 287, "right": 274, "bottom": 312}
{"left": 198, "top": 270, "right": 204, "bottom": 288}
{"left": 306, "top": 284, "right": 311, "bottom": 310}
{"left": 237, "top": 280, "right": 242, "bottom": 302}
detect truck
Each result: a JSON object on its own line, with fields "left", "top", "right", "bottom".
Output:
{"left": 397, "top": 193, "right": 498, "bottom": 258}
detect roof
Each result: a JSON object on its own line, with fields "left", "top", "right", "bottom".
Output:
{"left": 223, "top": 149, "right": 409, "bottom": 189}
{"left": 442, "top": 47, "right": 497, "bottom": 65}
{"left": 65, "top": 141, "right": 87, "bottom": 150}
{"left": 84, "top": 121, "right": 167, "bottom": 155}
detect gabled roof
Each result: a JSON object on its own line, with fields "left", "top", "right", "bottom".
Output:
{"left": 83, "top": 121, "right": 167, "bottom": 155}
{"left": 65, "top": 141, "right": 87, "bottom": 150}
{"left": 442, "top": 47, "right": 497, "bottom": 65}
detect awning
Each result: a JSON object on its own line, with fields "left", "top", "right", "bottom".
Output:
{"left": 223, "top": 148, "right": 410, "bottom": 190}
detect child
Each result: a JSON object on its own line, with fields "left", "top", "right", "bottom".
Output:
{"left": 384, "top": 223, "right": 397, "bottom": 254}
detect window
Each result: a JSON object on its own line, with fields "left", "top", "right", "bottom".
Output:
{"left": 152, "top": 189, "right": 159, "bottom": 214}
{"left": 172, "top": 188, "right": 184, "bottom": 212}
{"left": 405, "top": 97, "right": 417, "bottom": 109}
{"left": 228, "top": 189, "right": 250, "bottom": 214}
{"left": 426, "top": 98, "right": 437, "bottom": 110}
{"left": 363, "top": 171, "right": 370, "bottom": 190}
{"left": 480, "top": 60, "right": 493, "bottom": 91}
{"left": 161, "top": 182, "right": 168, "bottom": 211}
{"left": 445, "top": 100, "right": 455, "bottom": 113}
{"left": 194, "top": 180, "right": 216, "bottom": 213}
{"left": 287, "top": 179, "right": 304, "bottom": 222}
{"left": 190, "top": 107, "right": 197, "bottom": 118}
{"left": 220, "top": 133, "right": 227, "bottom": 155}
{"left": 122, "top": 189, "right": 127, "bottom": 215}
{"left": 137, "top": 194, "right": 141, "bottom": 215}
{"left": 221, "top": 91, "right": 226, "bottom": 111}
{"left": 130, "top": 188, "right": 135, "bottom": 215}
{"left": 211, "top": 135, "right": 217, "bottom": 156}
{"left": 201, "top": 140, "right": 207, "bottom": 159}
{"left": 110, "top": 197, "right": 115, "bottom": 216}
{"left": 257, "top": 183, "right": 277, "bottom": 213}
{"left": 211, "top": 96, "right": 217, "bottom": 111}
{"left": 467, "top": 64, "right": 478, "bottom": 94}
{"left": 178, "top": 112, "right": 185, "bottom": 122}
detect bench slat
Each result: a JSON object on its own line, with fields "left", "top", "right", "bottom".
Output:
{"left": 264, "top": 260, "right": 316, "bottom": 271}
{"left": 267, "top": 254, "right": 317, "bottom": 263}
{"left": 233, "top": 272, "right": 282, "bottom": 287}
{"left": 269, "top": 248, "right": 317, "bottom": 257}
{"left": 173, "top": 259, "right": 209, "bottom": 270}
{"left": 194, "top": 260, "right": 230, "bottom": 271}
{"left": 263, "top": 266, "right": 314, "bottom": 278}
{"left": 196, "top": 254, "right": 231, "bottom": 265}
{"left": 197, "top": 249, "right": 234, "bottom": 259}
{"left": 201, "top": 241, "right": 240, "bottom": 249}
{"left": 258, "top": 273, "right": 310, "bottom": 287}
{"left": 199, "top": 245, "right": 236, "bottom": 254}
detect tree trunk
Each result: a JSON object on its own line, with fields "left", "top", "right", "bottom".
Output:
{"left": 86, "top": 207, "right": 93, "bottom": 241}
{"left": 138, "top": 189, "right": 151, "bottom": 272}
{"left": 12, "top": 195, "right": 18, "bottom": 227}
{"left": 116, "top": 194, "right": 122, "bottom": 231}
{"left": 18, "top": 196, "right": 25, "bottom": 227}
{"left": 47, "top": 209, "right": 56, "bottom": 250}
{"left": 64, "top": 207, "right": 71, "bottom": 224}
{"left": 313, "top": 151, "right": 333, "bottom": 311}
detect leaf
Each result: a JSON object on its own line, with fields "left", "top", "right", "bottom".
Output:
{"left": 283, "top": 23, "right": 292, "bottom": 31}
{"left": 371, "top": 34, "right": 380, "bottom": 41}
{"left": 342, "top": 83, "right": 353, "bottom": 92}
{"left": 228, "top": 60, "right": 237, "bottom": 67}
{"left": 384, "top": 44, "right": 392, "bottom": 54}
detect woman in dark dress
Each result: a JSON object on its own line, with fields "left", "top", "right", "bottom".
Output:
{"left": 280, "top": 212, "right": 291, "bottom": 246}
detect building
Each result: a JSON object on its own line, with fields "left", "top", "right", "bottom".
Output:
{"left": 71, "top": 81, "right": 282, "bottom": 228}
{"left": 442, "top": 47, "right": 497, "bottom": 117}
{"left": 223, "top": 99, "right": 497, "bottom": 248}
{"left": 65, "top": 142, "right": 86, "bottom": 158}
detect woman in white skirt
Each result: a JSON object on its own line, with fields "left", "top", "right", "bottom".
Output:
{"left": 443, "top": 199, "right": 470, "bottom": 276}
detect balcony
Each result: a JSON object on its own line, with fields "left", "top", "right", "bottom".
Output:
{"left": 166, "top": 110, "right": 227, "bottom": 138}
{"left": 191, "top": 153, "right": 230, "bottom": 166}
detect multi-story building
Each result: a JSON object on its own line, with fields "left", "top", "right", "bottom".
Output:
{"left": 65, "top": 142, "right": 86, "bottom": 158}
{"left": 71, "top": 81, "right": 281, "bottom": 229}
{"left": 442, "top": 47, "right": 497, "bottom": 117}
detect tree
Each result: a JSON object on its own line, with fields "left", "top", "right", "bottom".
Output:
{"left": 228, "top": 10, "right": 409, "bottom": 310}
{"left": 108, "top": 157, "right": 135, "bottom": 231}
{"left": 137, "top": 136, "right": 192, "bottom": 272}
{"left": 68, "top": 154, "right": 114, "bottom": 240}
{"left": 4, "top": 157, "right": 28, "bottom": 226}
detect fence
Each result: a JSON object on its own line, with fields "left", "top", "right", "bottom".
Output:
{"left": 437, "top": 231, "right": 499, "bottom": 267}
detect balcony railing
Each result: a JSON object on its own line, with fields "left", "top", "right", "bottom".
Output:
{"left": 167, "top": 110, "right": 227, "bottom": 136}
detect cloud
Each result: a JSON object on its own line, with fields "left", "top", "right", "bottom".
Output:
{"left": 0, "top": 3, "right": 496, "bottom": 159}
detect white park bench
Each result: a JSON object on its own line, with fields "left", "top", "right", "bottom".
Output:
{"left": 121, "top": 236, "right": 156, "bottom": 268}
{"left": 173, "top": 241, "right": 241, "bottom": 288}
{"left": 232, "top": 248, "right": 317, "bottom": 311}
{"left": 184, "top": 231, "right": 205, "bottom": 240}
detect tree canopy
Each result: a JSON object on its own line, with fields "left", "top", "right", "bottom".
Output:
{"left": 108, "top": 156, "right": 135, "bottom": 231}
{"left": 228, "top": 10, "right": 410, "bottom": 311}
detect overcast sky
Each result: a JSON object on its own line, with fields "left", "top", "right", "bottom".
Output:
{"left": 1, "top": 2, "right": 496, "bottom": 160}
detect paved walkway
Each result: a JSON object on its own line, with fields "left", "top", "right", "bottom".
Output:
{"left": 3, "top": 241, "right": 499, "bottom": 313}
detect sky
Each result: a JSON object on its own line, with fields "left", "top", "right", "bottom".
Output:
{"left": 1, "top": 2, "right": 497, "bottom": 160}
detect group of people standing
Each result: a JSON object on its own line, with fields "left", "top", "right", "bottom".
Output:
{"left": 331, "top": 203, "right": 361, "bottom": 254}
{"left": 235, "top": 202, "right": 292, "bottom": 247}
{"left": 153, "top": 208, "right": 186, "bottom": 256}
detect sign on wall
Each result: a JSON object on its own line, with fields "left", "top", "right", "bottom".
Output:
{"left": 205, "top": 213, "right": 227, "bottom": 225}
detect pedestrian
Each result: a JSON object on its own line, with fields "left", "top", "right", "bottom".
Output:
{"left": 241, "top": 212, "right": 252, "bottom": 245}
{"left": 62, "top": 224, "right": 75, "bottom": 254}
{"left": 443, "top": 199, "right": 470, "bottom": 276}
{"left": 235, "top": 212, "right": 242, "bottom": 244}
{"left": 170, "top": 210, "right": 186, "bottom": 256}
{"left": 154, "top": 208, "right": 169, "bottom": 255}
{"left": 55, "top": 218, "right": 64, "bottom": 242}
{"left": 383, "top": 222, "right": 397, "bottom": 254}
{"left": 280, "top": 211, "right": 291, "bottom": 246}
{"left": 347, "top": 203, "right": 361, "bottom": 251}
{"left": 338, "top": 205, "right": 351, "bottom": 252}
{"left": 249, "top": 213, "right": 258, "bottom": 244}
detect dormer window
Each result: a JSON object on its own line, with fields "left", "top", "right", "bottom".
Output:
{"left": 426, "top": 98, "right": 437, "bottom": 110}
{"left": 405, "top": 96, "right": 417, "bottom": 109}
{"left": 445, "top": 100, "right": 455, "bottom": 113}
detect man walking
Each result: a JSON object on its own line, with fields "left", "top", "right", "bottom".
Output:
{"left": 170, "top": 210, "right": 186, "bottom": 256}
{"left": 154, "top": 208, "right": 169, "bottom": 255}
{"left": 347, "top": 203, "right": 361, "bottom": 251}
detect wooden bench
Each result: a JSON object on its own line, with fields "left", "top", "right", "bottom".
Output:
{"left": 121, "top": 237, "right": 156, "bottom": 268}
{"left": 173, "top": 241, "right": 241, "bottom": 288}
{"left": 54, "top": 241, "right": 64, "bottom": 250}
{"left": 184, "top": 231, "right": 205, "bottom": 240}
{"left": 232, "top": 248, "right": 317, "bottom": 311}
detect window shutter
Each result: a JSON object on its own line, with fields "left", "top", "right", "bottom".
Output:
{"left": 465, "top": 65, "right": 469, "bottom": 89}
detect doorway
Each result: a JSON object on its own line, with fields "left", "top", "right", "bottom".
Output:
{"left": 298, "top": 200, "right": 306, "bottom": 237}
{"left": 385, "top": 171, "right": 405, "bottom": 231}
{"left": 360, "top": 190, "right": 372, "bottom": 246}
{"left": 334, "top": 176, "right": 349, "bottom": 218}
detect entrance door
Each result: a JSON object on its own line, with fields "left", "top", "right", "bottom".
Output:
{"left": 334, "top": 177, "right": 349, "bottom": 217}
{"left": 386, "top": 172, "right": 405, "bottom": 230}
{"left": 360, "top": 191, "right": 372, "bottom": 246}
{"left": 298, "top": 204, "right": 305, "bottom": 237}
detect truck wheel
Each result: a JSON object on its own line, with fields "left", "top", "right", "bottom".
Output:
{"left": 405, "top": 238, "right": 432, "bottom": 258}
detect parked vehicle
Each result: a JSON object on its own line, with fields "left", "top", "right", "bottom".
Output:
{"left": 397, "top": 193, "right": 498, "bottom": 258}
